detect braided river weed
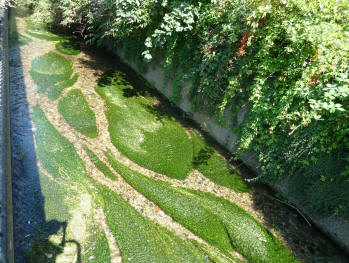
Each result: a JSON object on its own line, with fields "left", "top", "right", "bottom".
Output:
{"left": 191, "top": 131, "right": 249, "bottom": 192}
{"left": 96, "top": 70, "right": 248, "bottom": 191}
{"left": 32, "top": 106, "right": 86, "bottom": 181}
{"left": 11, "top": 6, "right": 347, "bottom": 263}
{"left": 30, "top": 52, "right": 78, "bottom": 100}
{"left": 29, "top": 106, "right": 111, "bottom": 261}
{"left": 83, "top": 146, "right": 118, "bottom": 181}
{"left": 95, "top": 70, "right": 194, "bottom": 180}
{"left": 91, "top": 181, "right": 234, "bottom": 263}
{"left": 31, "top": 107, "right": 241, "bottom": 262}
{"left": 58, "top": 89, "right": 98, "bottom": 138}
{"left": 107, "top": 156, "right": 297, "bottom": 263}
{"left": 56, "top": 39, "right": 81, "bottom": 55}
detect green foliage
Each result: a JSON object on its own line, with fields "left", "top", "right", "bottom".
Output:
{"left": 106, "top": 155, "right": 297, "bottom": 263}
{"left": 56, "top": 39, "right": 81, "bottom": 55}
{"left": 21, "top": 0, "right": 89, "bottom": 26}
{"left": 30, "top": 52, "right": 78, "bottom": 100}
{"left": 23, "top": 0, "right": 349, "bottom": 215}
{"left": 58, "top": 89, "right": 98, "bottom": 138}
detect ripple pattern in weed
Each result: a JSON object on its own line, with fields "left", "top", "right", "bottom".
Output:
{"left": 58, "top": 89, "right": 98, "bottom": 138}
{"left": 107, "top": 155, "right": 297, "bottom": 263}
{"left": 95, "top": 70, "right": 193, "bottom": 180}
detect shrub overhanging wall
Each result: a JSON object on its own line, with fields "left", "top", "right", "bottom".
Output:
{"left": 21, "top": 0, "right": 349, "bottom": 216}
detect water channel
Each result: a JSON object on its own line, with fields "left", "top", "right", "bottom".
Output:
{"left": 8, "top": 8, "right": 348, "bottom": 263}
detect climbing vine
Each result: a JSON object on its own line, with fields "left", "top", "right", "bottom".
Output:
{"left": 19, "top": 0, "right": 349, "bottom": 216}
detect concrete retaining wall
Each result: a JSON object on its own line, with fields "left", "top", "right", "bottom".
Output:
{"left": 0, "top": 7, "right": 14, "bottom": 263}
{"left": 117, "top": 49, "right": 349, "bottom": 255}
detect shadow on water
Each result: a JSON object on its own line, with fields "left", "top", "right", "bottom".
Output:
{"left": 9, "top": 9, "right": 81, "bottom": 263}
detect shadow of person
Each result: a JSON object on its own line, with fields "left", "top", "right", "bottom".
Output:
{"left": 24, "top": 221, "right": 81, "bottom": 263}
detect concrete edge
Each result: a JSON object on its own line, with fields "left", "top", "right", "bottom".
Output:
{"left": 0, "top": 7, "right": 14, "bottom": 263}
{"left": 116, "top": 49, "right": 349, "bottom": 256}
{"left": 274, "top": 180, "right": 349, "bottom": 255}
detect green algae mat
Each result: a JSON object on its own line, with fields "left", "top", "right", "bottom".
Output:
{"left": 56, "top": 39, "right": 81, "bottom": 55}
{"left": 93, "top": 182, "right": 229, "bottom": 263}
{"left": 84, "top": 146, "right": 118, "bottom": 181}
{"left": 30, "top": 107, "right": 243, "bottom": 262}
{"left": 58, "top": 89, "right": 98, "bottom": 138}
{"left": 107, "top": 155, "right": 297, "bottom": 263}
{"left": 30, "top": 103, "right": 296, "bottom": 262}
{"left": 30, "top": 52, "right": 78, "bottom": 100}
{"left": 32, "top": 106, "right": 86, "bottom": 181}
{"left": 95, "top": 70, "right": 248, "bottom": 192}
{"left": 95, "top": 70, "right": 193, "bottom": 180}
{"left": 25, "top": 20, "right": 65, "bottom": 41}
{"left": 30, "top": 106, "right": 111, "bottom": 262}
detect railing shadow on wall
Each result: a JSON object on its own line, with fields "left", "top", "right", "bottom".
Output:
{"left": 8, "top": 8, "right": 81, "bottom": 263}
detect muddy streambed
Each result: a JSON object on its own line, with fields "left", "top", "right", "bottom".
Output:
{"left": 9, "top": 8, "right": 348, "bottom": 263}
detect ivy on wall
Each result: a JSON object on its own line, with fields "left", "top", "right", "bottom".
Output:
{"left": 20, "top": 0, "right": 349, "bottom": 216}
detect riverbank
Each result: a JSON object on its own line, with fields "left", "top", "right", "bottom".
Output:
{"left": 7, "top": 7, "right": 349, "bottom": 262}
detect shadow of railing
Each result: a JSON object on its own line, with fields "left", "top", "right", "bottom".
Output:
{"left": 9, "top": 8, "right": 80, "bottom": 263}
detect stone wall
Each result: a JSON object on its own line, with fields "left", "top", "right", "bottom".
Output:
{"left": 0, "top": 7, "right": 14, "bottom": 263}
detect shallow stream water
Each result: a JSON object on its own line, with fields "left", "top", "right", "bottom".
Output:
{"left": 9, "top": 8, "right": 348, "bottom": 263}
